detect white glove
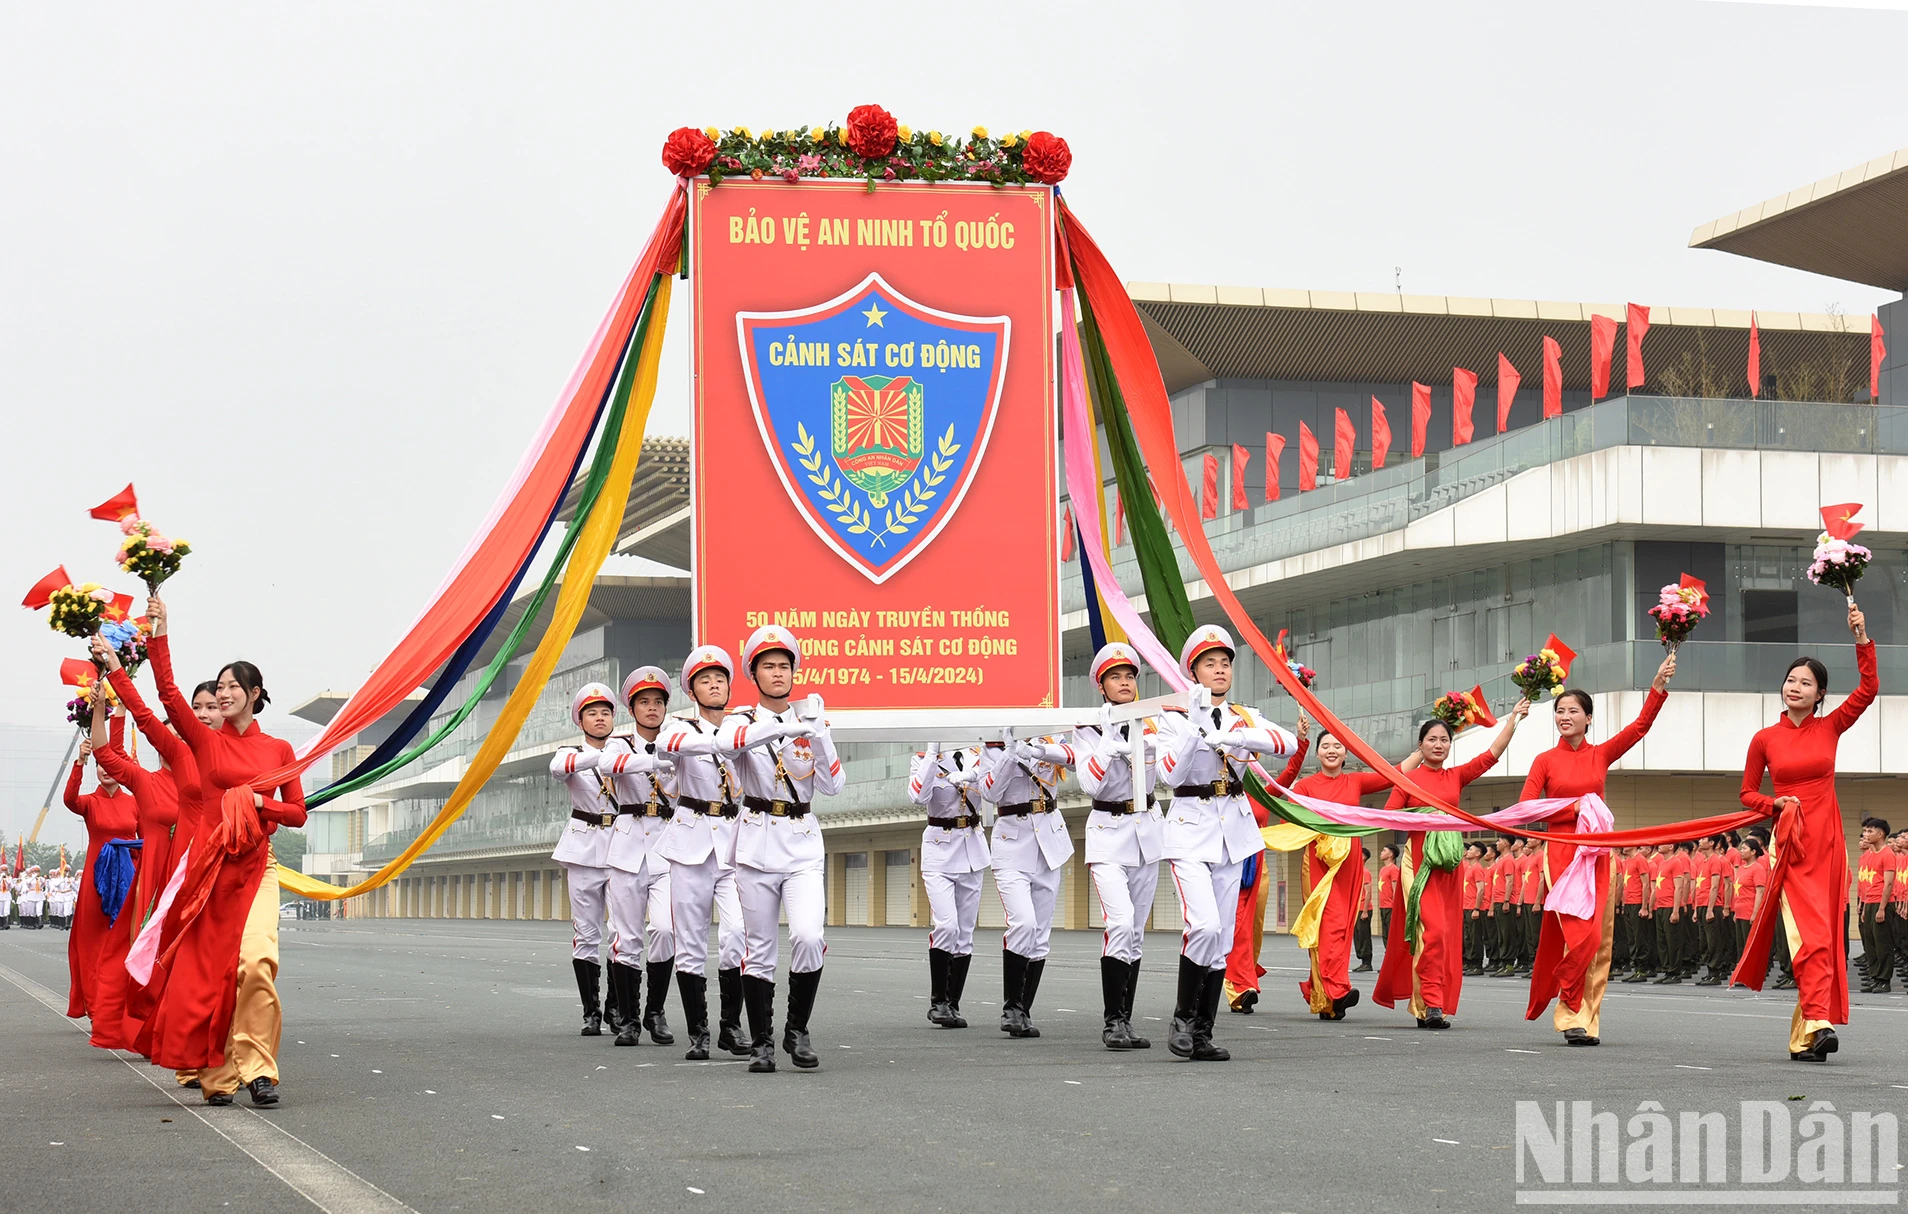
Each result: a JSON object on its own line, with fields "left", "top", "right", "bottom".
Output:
{"left": 1099, "top": 703, "right": 1115, "bottom": 734}
{"left": 998, "top": 726, "right": 1016, "bottom": 749}
{"left": 1015, "top": 740, "right": 1047, "bottom": 766}
{"left": 779, "top": 717, "right": 816, "bottom": 741}
{"left": 1190, "top": 685, "right": 1211, "bottom": 713}
{"left": 923, "top": 740, "right": 941, "bottom": 762}
{"left": 948, "top": 764, "right": 981, "bottom": 788}
{"left": 797, "top": 694, "right": 824, "bottom": 721}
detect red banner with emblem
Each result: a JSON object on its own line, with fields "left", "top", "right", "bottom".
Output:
{"left": 691, "top": 179, "right": 1058, "bottom": 709}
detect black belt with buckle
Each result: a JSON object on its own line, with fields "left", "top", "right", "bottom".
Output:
{"left": 676, "top": 795, "right": 739, "bottom": 819}
{"left": 1172, "top": 777, "right": 1244, "bottom": 800}
{"left": 743, "top": 795, "right": 811, "bottom": 819}
{"left": 996, "top": 799, "right": 1057, "bottom": 818}
{"left": 571, "top": 808, "right": 615, "bottom": 828}
{"left": 1092, "top": 796, "right": 1157, "bottom": 816}
{"left": 927, "top": 814, "right": 983, "bottom": 830}
{"left": 617, "top": 802, "right": 672, "bottom": 819}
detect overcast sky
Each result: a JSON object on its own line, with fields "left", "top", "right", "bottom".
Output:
{"left": 2, "top": 1, "right": 1903, "bottom": 841}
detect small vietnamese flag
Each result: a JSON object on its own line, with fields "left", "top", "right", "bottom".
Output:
{"left": 1679, "top": 572, "right": 1708, "bottom": 608}
{"left": 1465, "top": 685, "right": 1497, "bottom": 729}
{"left": 89, "top": 484, "right": 140, "bottom": 522}
{"left": 60, "top": 657, "right": 98, "bottom": 689}
{"left": 1541, "top": 633, "right": 1577, "bottom": 680}
{"left": 102, "top": 592, "right": 135, "bottom": 623}
{"left": 23, "top": 566, "right": 72, "bottom": 610}
{"left": 1821, "top": 502, "right": 1865, "bottom": 541}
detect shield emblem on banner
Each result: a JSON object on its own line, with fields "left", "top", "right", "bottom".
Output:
{"left": 738, "top": 273, "right": 1010, "bottom": 583}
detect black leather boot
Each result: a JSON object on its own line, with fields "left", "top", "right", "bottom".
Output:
{"left": 602, "top": 962, "right": 624, "bottom": 1035}
{"left": 1168, "top": 954, "right": 1203, "bottom": 1058}
{"left": 572, "top": 959, "right": 603, "bottom": 1036}
{"left": 928, "top": 947, "right": 953, "bottom": 1026}
{"left": 1101, "top": 956, "right": 1136, "bottom": 1049}
{"left": 1122, "top": 958, "right": 1150, "bottom": 1048}
{"left": 643, "top": 961, "right": 675, "bottom": 1044}
{"left": 944, "top": 952, "right": 971, "bottom": 1029}
{"left": 1017, "top": 957, "right": 1045, "bottom": 1038}
{"left": 678, "top": 971, "right": 710, "bottom": 1060}
{"left": 1190, "top": 968, "right": 1231, "bottom": 1061}
{"left": 612, "top": 964, "right": 643, "bottom": 1046}
{"left": 743, "top": 974, "right": 776, "bottom": 1073}
{"left": 999, "top": 949, "right": 1029, "bottom": 1036}
{"left": 783, "top": 968, "right": 821, "bottom": 1069}
{"left": 716, "top": 967, "right": 749, "bottom": 1056}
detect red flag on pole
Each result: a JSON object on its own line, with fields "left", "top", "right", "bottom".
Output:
{"left": 1452, "top": 367, "right": 1477, "bottom": 446}
{"left": 1874, "top": 315, "right": 1888, "bottom": 401}
{"left": 88, "top": 484, "right": 139, "bottom": 522}
{"left": 1748, "top": 312, "right": 1761, "bottom": 397}
{"left": 1333, "top": 407, "right": 1355, "bottom": 481}
{"left": 1060, "top": 507, "right": 1075, "bottom": 561}
{"left": 102, "top": 592, "right": 134, "bottom": 623}
{"left": 1542, "top": 336, "right": 1563, "bottom": 418}
{"left": 1265, "top": 432, "right": 1285, "bottom": 502}
{"left": 1298, "top": 422, "right": 1319, "bottom": 491}
{"left": 22, "top": 566, "right": 72, "bottom": 610}
{"left": 1371, "top": 397, "right": 1391, "bottom": 469}
{"left": 1410, "top": 382, "right": 1431, "bottom": 458}
{"left": 1200, "top": 454, "right": 1218, "bottom": 520}
{"left": 1541, "top": 634, "right": 1578, "bottom": 680}
{"left": 1231, "top": 443, "right": 1250, "bottom": 511}
{"left": 1590, "top": 314, "right": 1618, "bottom": 399}
{"left": 1626, "top": 303, "right": 1650, "bottom": 389}
{"left": 1496, "top": 353, "right": 1521, "bottom": 433}
{"left": 60, "top": 657, "right": 98, "bottom": 689}
{"left": 1821, "top": 502, "right": 1866, "bottom": 541}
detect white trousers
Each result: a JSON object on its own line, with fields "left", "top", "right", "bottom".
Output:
{"left": 1091, "top": 860, "right": 1160, "bottom": 964}
{"left": 923, "top": 870, "right": 982, "bottom": 955}
{"left": 995, "top": 864, "right": 1063, "bottom": 960}
{"left": 736, "top": 862, "right": 825, "bottom": 977}
{"left": 668, "top": 855, "right": 744, "bottom": 977}
{"left": 606, "top": 863, "right": 674, "bottom": 970}
{"left": 563, "top": 862, "right": 610, "bottom": 962}
{"left": 1171, "top": 857, "right": 1244, "bottom": 968}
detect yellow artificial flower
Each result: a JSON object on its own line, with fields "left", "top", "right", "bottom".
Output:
{"left": 928, "top": 130, "right": 943, "bottom": 147}
{"left": 760, "top": 128, "right": 776, "bottom": 140}
{"left": 811, "top": 126, "right": 827, "bottom": 142}
{"left": 1550, "top": 664, "right": 1565, "bottom": 680}
{"left": 1000, "top": 133, "right": 1018, "bottom": 147}
{"left": 704, "top": 126, "right": 720, "bottom": 141}
{"left": 1538, "top": 648, "right": 1557, "bottom": 663}
{"left": 1019, "top": 129, "right": 1032, "bottom": 141}
{"left": 897, "top": 124, "right": 912, "bottom": 142}
{"left": 971, "top": 125, "right": 988, "bottom": 140}
{"left": 735, "top": 126, "right": 752, "bottom": 140}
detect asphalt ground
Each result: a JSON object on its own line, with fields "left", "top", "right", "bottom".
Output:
{"left": 2, "top": 919, "right": 1905, "bottom": 1213}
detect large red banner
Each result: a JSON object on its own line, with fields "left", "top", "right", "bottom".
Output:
{"left": 692, "top": 179, "right": 1057, "bottom": 709}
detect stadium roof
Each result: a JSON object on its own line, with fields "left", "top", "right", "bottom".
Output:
{"left": 1689, "top": 144, "right": 1908, "bottom": 292}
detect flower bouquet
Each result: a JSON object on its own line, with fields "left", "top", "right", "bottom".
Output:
{"left": 1808, "top": 503, "right": 1871, "bottom": 606}
{"left": 1510, "top": 649, "right": 1568, "bottom": 700}
{"left": 1648, "top": 575, "right": 1710, "bottom": 653}
{"left": 99, "top": 614, "right": 150, "bottom": 674}
{"left": 45, "top": 583, "right": 114, "bottom": 640}
{"left": 1431, "top": 685, "right": 1496, "bottom": 734}
{"left": 116, "top": 518, "right": 190, "bottom": 592}
{"left": 1274, "top": 628, "right": 1318, "bottom": 688}
{"left": 60, "top": 657, "right": 113, "bottom": 725}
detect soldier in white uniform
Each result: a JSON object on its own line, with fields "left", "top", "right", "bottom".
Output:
{"left": 53, "top": 870, "right": 78, "bottom": 930}
{"left": 1156, "top": 626, "right": 1297, "bottom": 1062}
{"left": 548, "top": 682, "right": 620, "bottom": 1036}
{"left": 981, "top": 730, "right": 1077, "bottom": 1039}
{"left": 0, "top": 872, "right": 13, "bottom": 928}
{"left": 19, "top": 867, "right": 46, "bottom": 929}
{"left": 602, "top": 665, "right": 679, "bottom": 1048}
{"left": 1073, "top": 643, "right": 1165, "bottom": 1050}
{"left": 654, "top": 645, "right": 749, "bottom": 1061}
{"left": 911, "top": 741, "right": 987, "bottom": 1028}
{"left": 720, "top": 626, "right": 842, "bottom": 1073}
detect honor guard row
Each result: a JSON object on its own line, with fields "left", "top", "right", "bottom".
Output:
{"left": 549, "top": 626, "right": 841, "bottom": 1073}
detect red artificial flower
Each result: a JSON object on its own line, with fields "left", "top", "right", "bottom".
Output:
{"left": 660, "top": 126, "right": 718, "bottom": 177}
{"left": 844, "top": 104, "right": 898, "bottom": 159}
{"left": 1022, "top": 131, "right": 1071, "bottom": 184}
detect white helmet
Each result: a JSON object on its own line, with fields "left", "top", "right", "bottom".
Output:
{"left": 570, "top": 682, "right": 616, "bottom": 728}
{"left": 742, "top": 624, "right": 801, "bottom": 675}
{"left": 681, "top": 644, "right": 734, "bottom": 688}
{"left": 1179, "top": 625, "right": 1235, "bottom": 675}
{"left": 1090, "top": 642, "right": 1141, "bottom": 685}
{"left": 620, "top": 665, "right": 673, "bottom": 709}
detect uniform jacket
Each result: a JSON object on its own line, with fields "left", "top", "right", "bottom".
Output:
{"left": 981, "top": 741, "right": 1076, "bottom": 873}
{"left": 548, "top": 741, "right": 618, "bottom": 868}
{"left": 653, "top": 714, "right": 741, "bottom": 869}
{"left": 910, "top": 747, "right": 990, "bottom": 875}
{"left": 720, "top": 704, "right": 841, "bottom": 873}
{"left": 1075, "top": 721, "right": 1166, "bottom": 867}
{"left": 1156, "top": 702, "right": 1296, "bottom": 865}
{"left": 604, "top": 734, "right": 674, "bottom": 878}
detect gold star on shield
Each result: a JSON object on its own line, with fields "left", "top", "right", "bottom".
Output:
{"left": 861, "top": 300, "right": 888, "bottom": 327}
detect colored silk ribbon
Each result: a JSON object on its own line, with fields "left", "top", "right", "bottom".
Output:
{"left": 93, "top": 838, "right": 142, "bottom": 927}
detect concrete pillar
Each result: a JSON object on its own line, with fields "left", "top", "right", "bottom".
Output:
{"left": 1064, "top": 844, "right": 1092, "bottom": 930}
{"left": 911, "top": 849, "right": 928, "bottom": 930}
{"left": 868, "top": 849, "right": 888, "bottom": 927}
{"left": 826, "top": 852, "right": 847, "bottom": 927}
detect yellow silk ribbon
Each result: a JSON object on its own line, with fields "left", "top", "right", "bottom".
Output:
{"left": 278, "top": 276, "right": 672, "bottom": 900}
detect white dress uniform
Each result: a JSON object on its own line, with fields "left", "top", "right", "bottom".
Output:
{"left": 601, "top": 663, "right": 681, "bottom": 1048}
{"left": 549, "top": 682, "right": 621, "bottom": 1036}
{"left": 51, "top": 874, "right": 75, "bottom": 929}
{"left": 0, "top": 874, "right": 13, "bottom": 928}
{"left": 19, "top": 870, "right": 46, "bottom": 927}
{"left": 1155, "top": 626, "right": 1297, "bottom": 1062}
{"left": 910, "top": 743, "right": 987, "bottom": 1027}
{"left": 1074, "top": 643, "right": 1167, "bottom": 1050}
{"left": 982, "top": 735, "right": 1077, "bottom": 1038}
{"left": 721, "top": 625, "right": 844, "bottom": 1073}
{"left": 654, "top": 645, "right": 748, "bottom": 1060}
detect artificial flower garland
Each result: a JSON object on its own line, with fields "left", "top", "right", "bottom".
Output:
{"left": 661, "top": 103, "right": 1071, "bottom": 188}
